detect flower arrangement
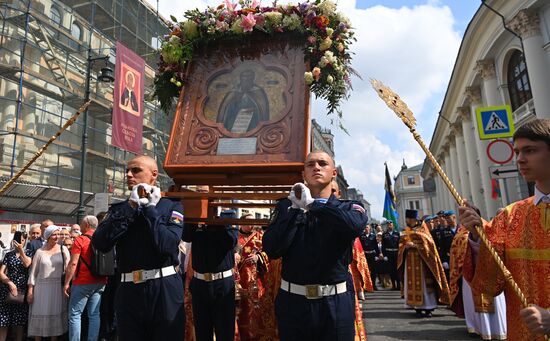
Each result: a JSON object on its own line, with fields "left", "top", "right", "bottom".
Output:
{"left": 153, "top": 0, "right": 356, "bottom": 125}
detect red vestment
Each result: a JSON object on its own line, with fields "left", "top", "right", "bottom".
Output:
{"left": 351, "top": 238, "right": 373, "bottom": 293}
{"left": 236, "top": 230, "right": 268, "bottom": 341}
{"left": 464, "top": 197, "right": 550, "bottom": 341}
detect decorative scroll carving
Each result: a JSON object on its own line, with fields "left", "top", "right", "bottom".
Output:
{"left": 257, "top": 118, "right": 291, "bottom": 154}
{"left": 188, "top": 126, "right": 220, "bottom": 156}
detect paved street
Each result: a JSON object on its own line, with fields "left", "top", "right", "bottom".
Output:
{"left": 362, "top": 289, "right": 484, "bottom": 341}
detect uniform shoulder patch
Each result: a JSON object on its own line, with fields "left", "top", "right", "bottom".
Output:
{"left": 352, "top": 203, "right": 365, "bottom": 214}
{"left": 170, "top": 211, "right": 184, "bottom": 225}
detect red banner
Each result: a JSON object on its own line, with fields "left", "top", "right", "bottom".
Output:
{"left": 112, "top": 41, "right": 145, "bottom": 154}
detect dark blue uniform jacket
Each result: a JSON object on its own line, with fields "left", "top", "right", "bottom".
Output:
{"left": 263, "top": 195, "right": 369, "bottom": 285}
{"left": 92, "top": 198, "right": 184, "bottom": 273}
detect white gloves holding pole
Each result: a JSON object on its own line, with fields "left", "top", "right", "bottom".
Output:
{"left": 288, "top": 183, "right": 315, "bottom": 211}
{"left": 129, "top": 183, "right": 161, "bottom": 207}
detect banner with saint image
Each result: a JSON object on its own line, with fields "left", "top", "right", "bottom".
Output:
{"left": 112, "top": 41, "right": 144, "bottom": 153}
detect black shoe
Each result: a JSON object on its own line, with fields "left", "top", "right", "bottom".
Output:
{"left": 415, "top": 309, "right": 423, "bottom": 317}
{"left": 424, "top": 310, "right": 433, "bottom": 318}
{"left": 373, "top": 286, "right": 378, "bottom": 291}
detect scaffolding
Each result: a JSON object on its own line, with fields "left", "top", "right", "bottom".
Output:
{"left": 0, "top": 0, "right": 172, "bottom": 222}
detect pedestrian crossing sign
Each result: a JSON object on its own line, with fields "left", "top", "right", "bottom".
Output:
{"left": 475, "top": 105, "right": 515, "bottom": 140}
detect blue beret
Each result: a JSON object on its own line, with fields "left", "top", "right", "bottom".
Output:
{"left": 424, "top": 215, "right": 434, "bottom": 222}
{"left": 443, "top": 210, "right": 456, "bottom": 216}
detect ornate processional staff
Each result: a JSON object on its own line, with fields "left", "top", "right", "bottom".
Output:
{"left": 369, "top": 79, "right": 532, "bottom": 309}
{"left": 0, "top": 100, "right": 92, "bottom": 197}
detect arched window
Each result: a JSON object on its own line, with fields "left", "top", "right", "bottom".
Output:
{"left": 50, "top": 6, "right": 62, "bottom": 26}
{"left": 507, "top": 50, "right": 532, "bottom": 111}
{"left": 71, "top": 22, "right": 81, "bottom": 40}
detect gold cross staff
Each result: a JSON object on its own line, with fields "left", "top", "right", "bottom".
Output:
{"left": 370, "top": 79, "right": 531, "bottom": 310}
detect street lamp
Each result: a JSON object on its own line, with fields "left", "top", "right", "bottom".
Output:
{"left": 77, "top": 48, "right": 114, "bottom": 223}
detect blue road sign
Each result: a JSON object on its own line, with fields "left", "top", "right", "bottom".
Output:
{"left": 475, "top": 105, "right": 515, "bottom": 140}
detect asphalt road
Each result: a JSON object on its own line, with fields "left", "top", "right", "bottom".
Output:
{"left": 361, "top": 289, "right": 488, "bottom": 341}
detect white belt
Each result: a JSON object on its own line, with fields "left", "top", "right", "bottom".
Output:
{"left": 194, "top": 269, "right": 233, "bottom": 282}
{"left": 280, "top": 279, "right": 347, "bottom": 299}
{"left": 121, "top": 266, "right": 176, "bottom": 284}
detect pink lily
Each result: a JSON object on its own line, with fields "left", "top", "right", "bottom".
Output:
{"left": 224, "top": 0, "right": 236, "bottom": 12}
{"left": 241, "top": 12, "right": 256, "bottom": 32}
{"left": 251, "top": 0, "right": 260, "bottom": 8}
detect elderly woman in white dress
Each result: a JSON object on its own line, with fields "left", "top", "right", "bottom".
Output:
{"left": 27, "top": 225, "right": 69, "bottom": 340}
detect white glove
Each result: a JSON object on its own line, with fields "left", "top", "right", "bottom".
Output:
{"left": 288, "top": 188, "right": 301, "bottom": 209}
{"left": 130, "top": 183, "right": 160, "bottom": 207}
{"left": 129, "top": 185, "right": 144, "bottom": 206}
{"left": 297, "top": 184, "right": 315, "bottom": 209}
{"left": 288, "top": 183, "right": 314, "bottom": 210}
{"left": 384, "top": 256, "right": 388, "bottom": 261}
{"left": 147, "top": 186, "right": 161, "bottom": 207}
{"left": 442, "top": 262, "right": 449, "bottom": 270}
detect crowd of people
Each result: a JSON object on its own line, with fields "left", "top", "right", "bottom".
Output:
{"left": 0, "top": 119, "right": 548, "bottom": 341}
{"left": 0, "top": 215, "right": 112, "bottom": 341}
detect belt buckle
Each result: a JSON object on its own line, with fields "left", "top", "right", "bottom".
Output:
{"left": 203, "top": 273, "right": 213, "bottom": 282}
{"left": 305, "top": 285, "right": 320, "bottom": 299}
{"left": 132, "top": 270, "right": 145, "bottom": 284}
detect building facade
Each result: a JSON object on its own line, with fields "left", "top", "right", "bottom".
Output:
{"left": 395, "top": 161, "right": 433, "bottom": 227}
{"left": 422, "top": 0, "right": 550, "bottom": 219}
{"left": 0, "top": 0, "right": 170, "bottom": 224}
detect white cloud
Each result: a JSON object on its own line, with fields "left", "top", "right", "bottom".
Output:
{"left": 312, "top": 2, "right": 461, "bottom": 219}
{"left": 147, "top": 0, "right": 462, "bottom": 219}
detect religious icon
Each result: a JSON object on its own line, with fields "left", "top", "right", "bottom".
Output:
{"left": 118, "top": 65, "right": 141, "bottom": 116}
{"left": 203, "top": 62, "right": 287, "bottom": 135}
{"left": 217, "top": 70, "right": 269, "bottom": 133}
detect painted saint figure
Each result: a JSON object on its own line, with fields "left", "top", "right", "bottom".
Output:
{"left": 120, "top": 71, "right": 139, "bottom": 113}
{"left": 217, "top": 70, "right": 269, "bottom": 133}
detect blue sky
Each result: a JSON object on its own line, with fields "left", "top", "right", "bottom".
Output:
{"left": 356, "top": 1, "right": 480, "bottom": 29}
{"left": 148, "top": 0, "right": 482, "bottom": 220}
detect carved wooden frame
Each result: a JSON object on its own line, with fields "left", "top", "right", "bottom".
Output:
{"left": 164, "top": 34, "right": 310, "bottom": 185}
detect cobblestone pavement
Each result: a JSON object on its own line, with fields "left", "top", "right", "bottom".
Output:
{"left": 361, "top": 289, "right": 489, "bottom": 341}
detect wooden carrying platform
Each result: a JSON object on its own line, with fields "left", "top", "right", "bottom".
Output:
{"left": 163, "top": 34, "right": 310, "bottom": 224}
{"left": 164, "top": 185, "right": 291, "bottom": 226}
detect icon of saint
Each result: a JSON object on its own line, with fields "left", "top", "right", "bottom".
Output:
{"left": 216, "top": 70, "right": 269, "bottom": 133}
{"left": 120, "top": 71, "right": 139, "bottom": 113}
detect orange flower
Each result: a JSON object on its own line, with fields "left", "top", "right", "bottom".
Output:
{"left": 171, "top": 27, "right": 181, "bottom": 36}
{"left": 314, "top": 15, "right": 329, "bottom": 29}
{"left": 241, "top": 8, "right": 258, "bottom": 15}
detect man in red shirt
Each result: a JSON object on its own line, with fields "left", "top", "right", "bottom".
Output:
{"left": 63, "top": 215, "right": 108, "bottom": 341}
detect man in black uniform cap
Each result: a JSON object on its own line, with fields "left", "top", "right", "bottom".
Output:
{"left": 438, "top": 210, "right": 457, "bottom": 283}
{"left": 92, "top": 155, "right": 185, "bottom": 341}
{"left": 263, "top": 151, "right": 369, "bottom": 341}
{"left": 359, "top": 224, "right": 378, "bottom": 290}
{"left": 430, "top": 211, "right": 444, "bottom": 255}
{"left": 182, "top": 209, "right": 238, "bottom": 341}
{"left": 382, "top": 221, "right": 400, "bottom": 290}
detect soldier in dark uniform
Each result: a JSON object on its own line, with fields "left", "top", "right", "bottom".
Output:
{"left": 382, "top": 221, "right": 400, "bottom": 290}
{"left": 359, "top": 224, "right": 377, "bottom": 290}
{"left": 182, "top": 209, "right": 238, "bottom": 341}
{"left": 439, "top": 210, "right": 457, "bottom": 283}
{"left": 263, "top": 151, "right": 369, "bottom": 341}
{"left": 430, "top": 211, "right": 444, "bottom": 255}
{"left": 92, "top": 155, "right": 185, "bottom": 341}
